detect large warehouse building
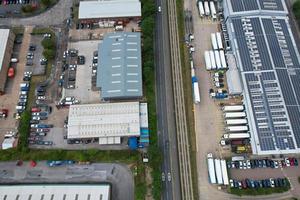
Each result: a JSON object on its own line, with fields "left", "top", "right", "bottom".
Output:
{"left": 67, "top": 102, "right": 148, "bottom": 145}
{"left": 224, "top": 0, "right": 300, "bottom": 155}
{"left": 0, "top": 184, "right": 110, "bottom": 200}
{"left": 0, "top": 29, "right": 15, "bottom": 95}
{"left": 78, "top": 0, "right": 141, "bottom": 24}
{"left": 96, "top": 32, "right": 143, "bottom": 100}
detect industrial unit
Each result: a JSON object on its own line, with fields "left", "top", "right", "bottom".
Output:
{"left": 224, "top": 0, "right": 300, "bottom": 155}
{"left": 0, "top": 29, "right": 15, "bottom": 95}
{"left": 0, "top": 184, "right": 110, "bottom": 200}
{"left": 96, "top": 32, "right": 143, "bottom": 100}
{"left": 78, "top": 0, "right": 141, "bottom": 24}
{"left": 67, "top": 102, "right": 148, "bottom": 145}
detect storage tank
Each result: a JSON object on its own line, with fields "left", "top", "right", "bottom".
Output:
{"left": 204, "top": 1, "right": 210, "bottom": 16}
{"left": 222, "top": 105, "right": 244, "bottom": 112}
{"left": 221, "top": 160, "right": 229, "bottom": 185}
{"left": 214, "top": 159, "right": 223, "bottom": 185}
{"left": 216, "top": 32, "right": 223, "bottom": 50}
{"left": 220, "top": 50, "right": 227, "bottom": 69}
{"left": 225, "top": 119, "right": 248, "bottom": 125}
{"left": 211, "top": 33, "right": 218, "bottom": 50}
{"left": 214, "top": 50, "right": 222, "bottom": 69}
{"left": 198, "top": 1, "right": 205, "bottom": 17}
{"left": 207, "top": 153, "right": 216, "bottom": 184}
{"left": 223, "top": 112, "right": 246, "bottom": 119}
{"left": 204, "top": 51, "right": 212, "bottom": 70}
{"left": 225, "top": 126, "right": 248, "bottom": 133}
{"left": 209, "top": 50, "right": 216, "bottom": 70}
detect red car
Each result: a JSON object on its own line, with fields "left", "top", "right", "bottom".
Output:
{"left": 31, "top": 107, "right": 41, "bottom": 112}
{"left": 289, "top": 158, "right": 295, "bottom": 166}
{"left": 7, "top": 68, "right": 14, "bottom": 78}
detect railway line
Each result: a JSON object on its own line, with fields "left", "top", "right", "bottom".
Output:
{"left": 166, "top": 0, "right": 194, "bottom": 198}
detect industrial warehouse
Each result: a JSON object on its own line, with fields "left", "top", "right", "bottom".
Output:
{"left": 67, "top": 102, "right": 148, "bottom": 146}
{"left": 0, "top": 29, "right": 15, "bottom": 95}
{"left": 78, "top": 0, "right": 141, "bottom": 24}
{"left": 96, "top": 32, "right": 143, "bottom": 100}
{"left": 224, "top": 0, "right": 300, "bottom": 155}
{"left": 0, "top": 184, "right": 111, "bottom": 200}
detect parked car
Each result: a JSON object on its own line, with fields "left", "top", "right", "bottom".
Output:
{"left": 284, "top": 158, "right": 291, "bottom": 167}
{"left": 7, "top": 67, "right": 14, "bottom": 78}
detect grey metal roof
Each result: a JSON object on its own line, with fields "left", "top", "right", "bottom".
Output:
{"left": 97, "top": 32, "right": 142, "bottom": 99}
{"left": 227, "top": 15, "right": 300, "bottom": 155}
{"left": 0, "top": 29, "right": 10, "bottom": 71}
{"left": 224, "top": 0, "right": 287, "bottom": 16}
{"left": 79, "top": 0, "right": 141, "bottom": 19}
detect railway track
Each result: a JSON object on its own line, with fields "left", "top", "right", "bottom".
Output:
{"left": 166, "top": 0, "right": 194, "bottom": 199}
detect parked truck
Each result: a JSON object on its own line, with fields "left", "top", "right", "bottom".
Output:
{"left": 223, "top": 133, "right": 250, "bottom": 139}
{"left": 221, "top": 159, "right": 229, "bottom": 185}
{"left": 210, "top": 1, "right": 217, "bottom": 20}
{"left": 222, "top": 105, "right": 244, "bottom": 112}
{"left": 193, "top": 82, "right": 200, "bottom": 104}
{"left": 216, "top": 32, "right": 223, "bottom": 50}
{"left": 225, "top": 126, "right": 248, "bottom": 133}
{"left": 198, "top": 1, "right": 205, "bottom": 17}
{"left": 223, "top": 112, "right": 246, "bottom": 119}
{"left": 225, "top": 119, "right": 247, "bottom": 125}
{"left": 214, "top": 50, "right": 222, "bottom": 69}
{"left": 215, "top": 159, "right": 223, "bottom": 185}
{"left": 211, "top": 33, "right": 218, "bottom": 50}
{"left": 209, "top": 50, "right": 216, "bottom": 70}
{"left": 204, "top": 51, "right": 212, "bottom": 70}
{"left": 204, "top": 1, "right": 210, "bottom": 16}
{"left": 207, "top": 153, "right": 216, "bottom": 184}
{"left": 219, "top": 50, "right": 227, "bottom": 69}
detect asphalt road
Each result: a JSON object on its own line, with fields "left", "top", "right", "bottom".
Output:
{"left": 154, "top": 0, "right": 181, "bottom": 200}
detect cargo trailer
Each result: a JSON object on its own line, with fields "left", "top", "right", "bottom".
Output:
{"left": 215, "top": 159, "right": 223, "bottom": 184}
{"left": 207, "top": 153, "right": 216, "bottom": 184}
{"left": 222, "top": 105, "right": 244, "bottom": 112}
{"left": 223, "top": 112, "right": 246, "bottom": 119}
{"left": 225, "top": 126, "right": 248, "bottom": 133}
{"left": 204, "top": 51, "right": 212, "bottom": 70}
{"left": 209, "top": 50, "right": 216, "bottom": 70}
{"left": 211, "top": 33, "right": 218, "bottom": 50}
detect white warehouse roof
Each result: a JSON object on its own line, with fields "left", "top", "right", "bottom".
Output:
{"left": 67, "top": 102, "right": 141, "bottom": 139}
{"left": 0, "top": 29, "right": 10, "bottom": 71}
{"left": 0, "top": 184, "right": 110, "bottom": 200}
{"left": 78, "top": 0, "right": 141, "bottom": 20}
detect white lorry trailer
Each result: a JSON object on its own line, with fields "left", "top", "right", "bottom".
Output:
{"left": 204, "top": 1, "right": 210, "bottom": 16}
{"left": 216, "top": 32, "right": 223, "bottom": 50}
{"left": 204, "top": 51, "right": 212, "bottom": 70}
{"left": 209, "top": 50, "right": 216, "bottom": 70}
{"left": 198, "top": 1, "right": 205, "bottom": 17}
{"left": 225, "top": 126, "right": 248, "bottom": 133}
{"left": 221, "top": 159, "right": 229, "bottom": 185}
{"left": 225, "top": 119, "right": 248, "bottom": 125}
{"left": 211, "top": 33, "right": 218, "bottom": 50}
{"left": 219, "top": 50, "right": 227, "bottom": 69}
{"left": 214, "top": 50, "right": 222, "bottom": 69}
{"left": 207, "top": 153, "right": 216, "bottom": 184}
{"left": 214, "top": 159, "right": 223, "bottom": 185}
{"left": 223, "top": 112, "right": 246, "bottom": 119}
{"left": 193, "top": 82, "right": 200, "bottom": 104}
{"left": 210, "top": 1, "right": 217, "bottom": 20}
{"left": 223, "top": 133, "right": 250, "bottom": 139}
{"left": 222, "top": 105, "right": 244, "bottom": 112}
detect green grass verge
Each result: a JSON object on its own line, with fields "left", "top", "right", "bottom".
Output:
{"left": 229, "top": 186, "right": 290, "bottom": 196}
{"left": 175, "top": 0, "right": 199, "bottom": 199}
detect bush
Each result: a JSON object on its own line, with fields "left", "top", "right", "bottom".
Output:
{"left": 43, "top": 49, "right": 56, "bottom": 60}
{"left": 17, "top": 111, "right": 31, "bottom": 152}
{"left": 41, "top": 0, "right": 53, "bottom": 7}
{"left": 22, "top": 5, "right": 34, "bottom": 13}
{"left": 41, "top": 38, "right": 55, "bottom": 49}
{"left": 293, "top": 0, "right": 300, "bottom": 20}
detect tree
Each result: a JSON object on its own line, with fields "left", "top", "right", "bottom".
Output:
{"left": 43, "top": 49, "right": 56, "bottom": 60}
{"left": 293, "top": 0, "right": 300, "bottom": 20}
{"left": 42, "top": 38, "right": 55, "bottom": 49}
{"left": 22, "top": 5, "right": 34, "bottom": 13}
{"left": 41, "top": 0, "right": 53, "bottom": 7}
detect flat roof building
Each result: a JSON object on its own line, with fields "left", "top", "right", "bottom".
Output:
{"left": 67, "top": 102, "right": 148, "bottom": 145}
{"left": 224, "top": 0, "right": 300, "bottom": 155}
{"left": 97, "top": 32, "right": 143, "bottom": 100}
{"left": 78, "top": 0, "right": 141, "bottom": 23}
{"left": 0, "top": 29, "right": 15, "bottom": 95}
{"left": 0, "top": 184, "right": 110, "bottom": 200}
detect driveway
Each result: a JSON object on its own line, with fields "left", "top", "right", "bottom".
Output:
{"left": 0, "top": 0, "right": 72, "bottom": 26}
{"left": 0, "top": 161, "right": 134, "bottom": 200}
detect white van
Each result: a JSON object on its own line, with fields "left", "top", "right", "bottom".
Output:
{"left": 10, "top": 58, "right": 18, "bottom": 63}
